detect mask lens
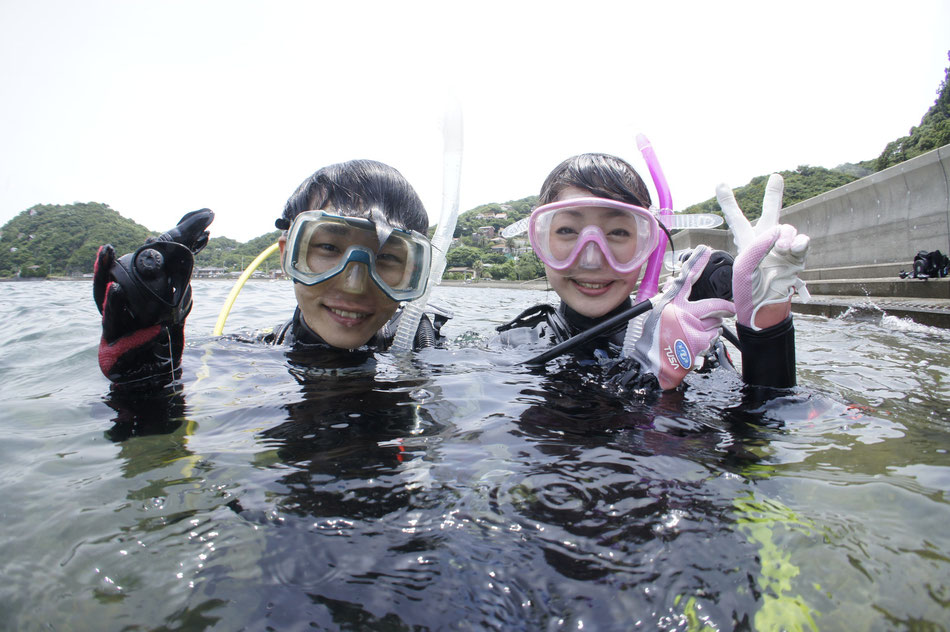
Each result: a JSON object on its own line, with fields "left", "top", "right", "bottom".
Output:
{"left": 530, "top": 199, "right": 657, "bottom": 272}
{"left": 296, "top": 221, "right": 376, "bottom": 275}
{"left": 374, "top": 234, "right": 414, "bottom": 288}
{"left": 284, "top": 212, "right": 431, "bottom": 300}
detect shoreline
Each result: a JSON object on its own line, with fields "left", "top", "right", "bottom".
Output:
{"left": 438, "top": 279, "right": 549, "bottom": 290}
{"left": 3, "top": 276, "right": 553, "bottom": 291}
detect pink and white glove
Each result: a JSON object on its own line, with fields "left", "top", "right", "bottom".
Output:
{"left": 716, "top": 174, "right": 810, "bottom": 331}
{"left": 630, "top": 246, "right": 736, "bottom": 390}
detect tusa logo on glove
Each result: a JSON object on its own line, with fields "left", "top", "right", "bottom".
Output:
{"left": 666, "top": 339, "right": 692, "bottom": 370}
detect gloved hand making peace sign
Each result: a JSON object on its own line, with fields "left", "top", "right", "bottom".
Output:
{"left": 716, "top": 174, "right": 810, "bottom": 331}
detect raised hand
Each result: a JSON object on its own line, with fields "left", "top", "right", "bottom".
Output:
{"left": 716, "top": 174, "right": 809, "bottom": 330}
{"left": 93, "top": 209, "right": 214, "bottom": 384}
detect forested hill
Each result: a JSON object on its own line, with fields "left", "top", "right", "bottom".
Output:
{"left": 194, "top": 230, "right": 284, "bottom": 275}
{"left": 680, "top": 165, "right": 865, "bottom": 221}
{"left": 0, "top": 202, "right": 282, "bottom": 278}
{"left": 3, "top": 53, "right": 948, "bottom": 279}
{"left": 0, "top": 202, "right": 152, "bottom": 277}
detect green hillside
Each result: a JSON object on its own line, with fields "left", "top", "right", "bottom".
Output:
{"left": 195, "top": 231, "right": 283, "bottom": 274}
{"left": 0, "top": 202, "right": 153, "bottom": 277}
{"left": 681, "top": 165, "right": 860, "bottom": 221}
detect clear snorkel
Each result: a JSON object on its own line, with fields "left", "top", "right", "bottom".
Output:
{"left": 389, "top": 99, "right": 464, "bottom": 352}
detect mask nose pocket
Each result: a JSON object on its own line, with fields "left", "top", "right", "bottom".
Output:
{"left": 341, "top": 261, "right": 369, "bottom": 293}
{"left": 578, "top": 241, "right": 605, "bottom": 269}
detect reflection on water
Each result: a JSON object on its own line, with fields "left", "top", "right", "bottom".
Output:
{"left": 0, "top": 280, "right": 948, "bottom": 630}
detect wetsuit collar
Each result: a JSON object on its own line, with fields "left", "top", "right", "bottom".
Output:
{"left": 559, "top": 297, "right": 633, "bottom": 346}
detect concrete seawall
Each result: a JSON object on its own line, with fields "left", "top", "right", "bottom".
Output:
{"left": 670, "top": 144, "right": 950, "bottom": 327}
{"left": 672, "top": 144, "right": 950, "bottom": 268}
{"left": 783, "top": 144, "right": 950, "bottom": 268}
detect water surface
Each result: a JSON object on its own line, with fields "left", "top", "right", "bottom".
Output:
{"left": 0, "top": 279, "right": 947, "bottom": 630}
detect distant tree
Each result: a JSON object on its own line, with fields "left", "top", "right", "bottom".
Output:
{"left": 446, "top": 245, "right": 483, "bottom": 268}
{"left": 682, "top": 165, "right": 857, "bottom": 221}
{"left": 513, "top": 252, "right": 544, "bottom": 281}
{"left": 491, "top": 261, "right": 514, "bottom": 279}
{"left": 472, "top": 260, "right": 484, "bottom": 281}
{"left": 453, "top": 196, "right": 537, "bottom": 239}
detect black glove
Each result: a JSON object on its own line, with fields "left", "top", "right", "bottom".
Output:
{"left": 147, "top": 208, "right": 214, "bottom": 254}
{"left": 94, "top": 209, "right": 214, "bottom": 384}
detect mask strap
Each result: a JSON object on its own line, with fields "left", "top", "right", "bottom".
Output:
{"left": 370, "top": 207, "right": 394, "bottom": 251}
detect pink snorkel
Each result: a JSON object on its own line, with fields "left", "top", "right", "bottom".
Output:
{"left": 634, "top": 133, "right": 672, "bottom": 302}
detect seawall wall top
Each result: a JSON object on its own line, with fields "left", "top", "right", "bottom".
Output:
{"left": 780, "top": 144, "right": 950, "bottom": 269}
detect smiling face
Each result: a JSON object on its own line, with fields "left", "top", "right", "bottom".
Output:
{"left": 542, "top": 186, "right": 643, "bottom": 318}
{"left": 279, "top": 219, "right": 400, "bottom": 350}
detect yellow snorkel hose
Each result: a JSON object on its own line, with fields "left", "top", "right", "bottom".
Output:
{"left": 212, "top": 241, "right": 281, "bottom": 335}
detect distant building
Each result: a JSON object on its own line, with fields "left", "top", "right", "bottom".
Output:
{"left": 195, "top": 267, "right": 228, "bottom": 278}
{"left": 446, "top": 266, "right": 473, "bottom": 279}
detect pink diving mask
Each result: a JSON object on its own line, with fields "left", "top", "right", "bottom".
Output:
{"left": 527, "top": 197, "right": 661, "bottom": 275}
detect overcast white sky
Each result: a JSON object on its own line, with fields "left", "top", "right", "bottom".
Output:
{"left": 1, "top": 1, "right": 948, "bottom": 242}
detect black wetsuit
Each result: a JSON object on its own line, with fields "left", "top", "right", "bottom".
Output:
{"left": 101, "top": 304, "right": 452, "bottom": 441}
{"left": 495, "top": 298, "right": 633, "bottom": 354}
{"left": 495, "top": 299, "right": 796, "bottom": 389}
{"left": 105, "top": 304, "right": 451, "bottom": 389}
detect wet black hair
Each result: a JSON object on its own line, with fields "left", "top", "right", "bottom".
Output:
{"left": 538, "top": 153, "right": 652, "bottom": 208}
{"left": 276, "top": 159, "right": 428, "bottom": 234}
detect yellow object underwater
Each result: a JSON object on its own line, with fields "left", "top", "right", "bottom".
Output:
{"left": 213, "top": 242, "right": 281, "bottom": 336}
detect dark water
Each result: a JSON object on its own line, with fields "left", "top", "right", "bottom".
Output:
{"left": 0, "top": 279, "right": 948, "bottom": 631}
